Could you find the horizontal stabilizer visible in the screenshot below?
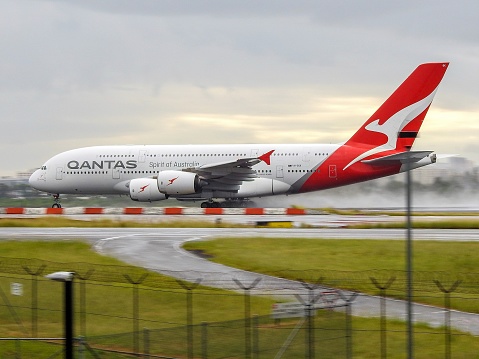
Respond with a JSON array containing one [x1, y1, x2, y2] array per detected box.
[[362, 151, 435, 166]]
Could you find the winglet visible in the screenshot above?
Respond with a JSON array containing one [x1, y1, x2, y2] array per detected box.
[[258, 150, 275, 165]]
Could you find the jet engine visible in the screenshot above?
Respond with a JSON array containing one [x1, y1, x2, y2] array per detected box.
[[157, 170, 202, 195], [129, 178, 168, 202]]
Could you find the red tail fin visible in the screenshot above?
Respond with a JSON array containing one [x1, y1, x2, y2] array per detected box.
[[299, 63, 449, 193], [346, 63, 448, 150]]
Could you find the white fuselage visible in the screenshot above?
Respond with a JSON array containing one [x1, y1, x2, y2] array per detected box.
[[29, 144, 340, 199]]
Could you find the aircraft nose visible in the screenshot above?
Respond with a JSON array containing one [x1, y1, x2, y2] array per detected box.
[[29, 170, 38, 187], [29, 169, 44, 190]]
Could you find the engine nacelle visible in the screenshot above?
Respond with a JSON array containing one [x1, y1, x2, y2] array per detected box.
[[129, 178, 168, 202], [157, 170, 201, 195]]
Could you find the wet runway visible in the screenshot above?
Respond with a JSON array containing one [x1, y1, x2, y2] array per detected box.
[[1, 227, 479, 334]]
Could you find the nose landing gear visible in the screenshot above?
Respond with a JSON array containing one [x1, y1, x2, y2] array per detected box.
[[52, 194, 62, 208]]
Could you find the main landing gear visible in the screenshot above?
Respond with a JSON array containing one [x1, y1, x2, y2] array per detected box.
[[200, 199, 257, 208], [200, 200, 221, 208], [51, 194, 62, 208]]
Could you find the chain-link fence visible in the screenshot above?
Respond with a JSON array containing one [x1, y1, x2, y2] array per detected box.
[[1, 257, 478, 358]]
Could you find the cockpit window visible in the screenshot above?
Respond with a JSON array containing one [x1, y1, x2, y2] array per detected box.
[[41, 166, 47, 170]]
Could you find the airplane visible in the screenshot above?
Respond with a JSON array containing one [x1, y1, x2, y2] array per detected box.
[[29, 62, 449, 208]]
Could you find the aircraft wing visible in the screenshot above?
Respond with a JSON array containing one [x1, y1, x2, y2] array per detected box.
[[362, 151, 435, 166], [183, 150, 274, 192]]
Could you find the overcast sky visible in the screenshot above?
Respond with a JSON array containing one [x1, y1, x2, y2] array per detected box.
[[1, 0, 478, 176]]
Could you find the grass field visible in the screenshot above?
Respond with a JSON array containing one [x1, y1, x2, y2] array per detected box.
[[1, 216, 479, 357], [0, 217, 247, 228], [2, 240, 479, 358], [0, 241, 272, 335], [1, 239, 479, 358], [183, 237, 479, 313], [1, 215, 478, 229]]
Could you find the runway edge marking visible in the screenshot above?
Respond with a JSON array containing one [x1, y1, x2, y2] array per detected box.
[[2, 207, 314, 215]]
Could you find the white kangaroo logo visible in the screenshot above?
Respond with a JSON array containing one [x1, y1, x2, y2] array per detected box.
[[343, 87, 438, 170]]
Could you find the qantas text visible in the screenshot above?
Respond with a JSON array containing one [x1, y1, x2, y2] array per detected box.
[[67, 160, 138, 170]]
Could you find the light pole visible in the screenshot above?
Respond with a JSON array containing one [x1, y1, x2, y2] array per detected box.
[[46, 271, 75, 359]]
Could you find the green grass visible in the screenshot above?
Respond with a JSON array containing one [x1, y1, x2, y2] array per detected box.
[[0, 241, 272, 336], [348, 219, 479, 229], [2, 240, 479, 357], [183, 237, 479, 313], [0, 217, 247, 228], [0, 240, 127, 263], [320, 207, 479, 217], [1, 216, 478, 230]]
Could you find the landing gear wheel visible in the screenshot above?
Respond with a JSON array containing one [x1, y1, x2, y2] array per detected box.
[[52, 194, 62, 208], [201, 201, 221, 208]]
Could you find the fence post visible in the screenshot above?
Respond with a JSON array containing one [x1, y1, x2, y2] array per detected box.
[[434, 279, 461, 359], [78, 336, 85, 359], [16, 338, 21, 358], [22, 264, 46, 337], [233, 278, 261, 359], [177, 279, 202, 359], [76, 269, 94, 339], [295, 279, 323, 359], [253, 314, 259, 359], [201, 322, 208, 359], [45, 271, 75, 359], [337, 291, 359, 359], [124, 273, 148, 355], [370, 276, 396, 359], [143, 327, 150, 358]]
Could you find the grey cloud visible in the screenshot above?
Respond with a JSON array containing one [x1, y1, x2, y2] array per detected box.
[[1, 0, 479, 175]]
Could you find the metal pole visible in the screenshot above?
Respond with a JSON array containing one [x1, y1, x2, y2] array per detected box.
[[187, 289, 193, 359], [406, 158, 413, 359], [144, 328, 150, 358], [434, 280, 461, 359], [445, 291, 451, 359], [370, 277, 396, 359], [134, 283, 139, 355], [337, 291, 359, 359], [308, 291, 314, 359], [233, 278, 261, 359], [23, 265, 45, 337], [346, 302, 352, 359], [124, 273, 148, 356], [76, 270, 94, 339], [45, 272, 76, 359], [32, 274, 37, 338], [201, 322, 208, 359], [80, 280, 86, 338], [296, 280, 323, 359], [177, 279, 201, 359], [65, 278, 74, 359], [253, 315, 259, 359]]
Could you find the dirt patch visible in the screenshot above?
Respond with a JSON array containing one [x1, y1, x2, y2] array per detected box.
[[187, 249, 214, 259]]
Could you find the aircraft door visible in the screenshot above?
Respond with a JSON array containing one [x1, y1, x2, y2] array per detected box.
[[251, 149, 259, 157], [112, 169, 120, 180], [56, 167, 63, 180], [139, 150, 147, 163], [329, 165, 337, 178], [302, 147, 311, 162], [276, 165, 284, 178]]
